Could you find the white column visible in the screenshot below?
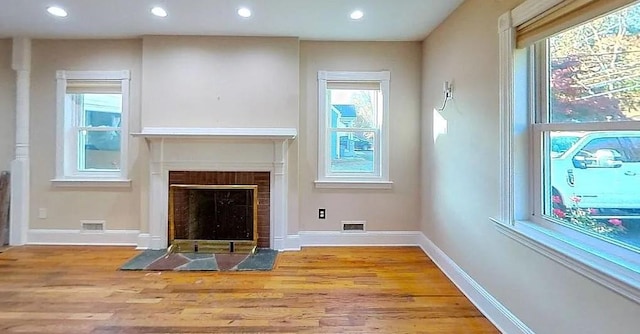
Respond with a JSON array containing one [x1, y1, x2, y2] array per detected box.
[[272, 140, 288, 250], [9, 38, 31, 245], [147, 139, 167, 249]]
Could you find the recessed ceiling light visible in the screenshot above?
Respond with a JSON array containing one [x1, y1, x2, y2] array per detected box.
[[46, 6, 68, 18], [237, 7, 252, 18], [350, 10, 364, 20], [151, 6, 168, 17]]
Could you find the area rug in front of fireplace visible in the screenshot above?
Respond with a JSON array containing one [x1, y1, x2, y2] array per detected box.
[[120, 248, 278, 271]]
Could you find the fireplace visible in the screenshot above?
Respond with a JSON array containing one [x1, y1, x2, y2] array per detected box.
[[133, 127, 296, 251], [168, 171, 270, 252]]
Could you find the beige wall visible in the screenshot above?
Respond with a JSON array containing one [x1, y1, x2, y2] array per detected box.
[[422, 0, 640, 333], [141, 36, 299, 128], [141, 36, 301, 237], [29, 39, 143, 230], [0, 39, 14, 172], [299, 41, 422, 231]]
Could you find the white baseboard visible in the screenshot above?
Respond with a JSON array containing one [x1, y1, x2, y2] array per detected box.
[[136, 233, 151, 249], [27, 229, 139, 246], [281, 234, 301, 251], [416, 233, 534, 334], [298, 230, 423, 247]]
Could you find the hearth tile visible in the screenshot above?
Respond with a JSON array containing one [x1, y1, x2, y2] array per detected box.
[[178, 258, 218, 271], [182, 253, 215, 260], [146, 253, 189, 271], [215, 253, 249, 271], [120, 250, 166, 270], [237, 249, 278, 271]]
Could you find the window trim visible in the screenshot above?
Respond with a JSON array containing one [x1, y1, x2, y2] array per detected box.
[[497, 0, 640, 304], [53, 70, 131, 186], [315, 70, 392, 189]]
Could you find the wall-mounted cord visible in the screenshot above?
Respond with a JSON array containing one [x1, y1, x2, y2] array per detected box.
[[435, 81, 453, 111]]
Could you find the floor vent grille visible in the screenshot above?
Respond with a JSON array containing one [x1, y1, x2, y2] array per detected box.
[[81, 221, 105, 232], [342, 221, 366, 232]]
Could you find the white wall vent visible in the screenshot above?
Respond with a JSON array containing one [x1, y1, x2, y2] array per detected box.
[[341, 221, 366, 233], [81, 220, 105, 232]]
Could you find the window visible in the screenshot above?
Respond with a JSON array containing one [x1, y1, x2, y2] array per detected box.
[[536, 2, 640, 251], [53, 70, 130, 186], [499, 0, 640, 302], [315, 71, 391, 188]]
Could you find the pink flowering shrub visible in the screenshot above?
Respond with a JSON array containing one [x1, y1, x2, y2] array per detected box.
[[552, 195, 626, 235]]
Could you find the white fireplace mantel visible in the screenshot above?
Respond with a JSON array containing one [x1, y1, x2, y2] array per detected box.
[[132, 127, 297, 140], [132, 127, 297, 251]]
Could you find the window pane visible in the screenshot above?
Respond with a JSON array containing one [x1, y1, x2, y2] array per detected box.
[[544, 130, 640, 249], [329, 131, 375, 174], [67, 93, 122, 127], [548, 2, 640, 123], [79, 130, 121, 171], [328, 89, 380, 129]]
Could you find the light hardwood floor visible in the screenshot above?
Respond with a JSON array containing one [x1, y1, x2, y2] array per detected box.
[[0, 246, 499, 333]]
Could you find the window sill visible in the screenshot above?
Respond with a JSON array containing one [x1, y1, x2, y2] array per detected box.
[[314, 180, 393, 189], [491, 218, 640, 304], [51, 178, 132, 188]]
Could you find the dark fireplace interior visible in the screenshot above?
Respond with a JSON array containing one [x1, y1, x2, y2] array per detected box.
[[168, 171, 271, 248], [172, 187, 255, 241]]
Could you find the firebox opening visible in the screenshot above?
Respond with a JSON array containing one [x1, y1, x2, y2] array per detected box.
[[169, 184, 258, 253]]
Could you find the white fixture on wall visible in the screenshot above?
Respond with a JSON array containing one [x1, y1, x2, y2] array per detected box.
[[435, 81, 453, 111]]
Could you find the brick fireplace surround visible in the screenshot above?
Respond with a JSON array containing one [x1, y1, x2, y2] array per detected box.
[[133, 127, 297, 251], [169, 171, 271, 248]]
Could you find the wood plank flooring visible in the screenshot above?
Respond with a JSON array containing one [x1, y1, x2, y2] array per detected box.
[[0, 246, 499, 333]]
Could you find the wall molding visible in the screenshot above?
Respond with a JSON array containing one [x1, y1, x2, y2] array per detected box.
[[28, 229, 139, 246], [417, 233, 534, 334], [281, 234, 301, 251], [136, 233, 151, 249], [297, 230, 423, 247]]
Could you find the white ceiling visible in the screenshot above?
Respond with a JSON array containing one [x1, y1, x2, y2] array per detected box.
[[0, 0, 464, 41]]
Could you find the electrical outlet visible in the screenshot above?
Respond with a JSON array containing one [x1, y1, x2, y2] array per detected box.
[[38, 208, 47, 219], [318, 208, 326, 219]]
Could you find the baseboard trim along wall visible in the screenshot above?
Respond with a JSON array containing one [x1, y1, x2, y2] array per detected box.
[[296, 230, 424, 247], [27, 229, 140, 246], [416, 233, 534, 334]]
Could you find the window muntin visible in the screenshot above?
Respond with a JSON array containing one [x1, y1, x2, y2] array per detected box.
[[55, 70, 130, 181], [535, 2, 640, 251], [316, 71, 390, 186]]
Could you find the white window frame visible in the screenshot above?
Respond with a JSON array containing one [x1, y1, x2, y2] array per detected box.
[[315, 70, 392, 189], [496, 0, 640, 303], [52, 70, 131, 187]]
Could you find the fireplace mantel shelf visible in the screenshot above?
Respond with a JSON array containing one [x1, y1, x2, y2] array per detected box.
[[131, 127, 297, 140]]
